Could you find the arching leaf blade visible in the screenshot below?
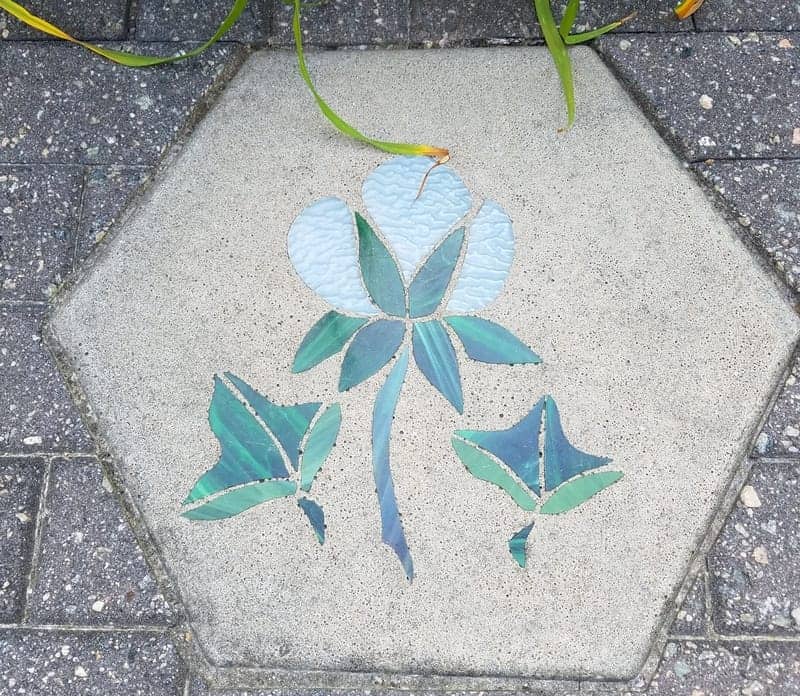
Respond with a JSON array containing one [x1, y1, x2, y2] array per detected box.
[[355, 213, 406, 317], [445, 316, 541, 365], [300, 404, 342, 491], [293, 311, 367, 374], [540, 470, 623, 515], [408, 228, 464, 318], [182, 479, 296, 521], [339, 319, 405, 391], [412, 320, 463, 413]]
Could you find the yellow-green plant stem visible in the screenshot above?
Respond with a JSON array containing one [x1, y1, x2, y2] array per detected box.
[[533, 0, 575, 129]]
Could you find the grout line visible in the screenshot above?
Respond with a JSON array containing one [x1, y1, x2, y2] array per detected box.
[[71, 166, 91, 273], [702, 563, 714, 637], [0, 452, 97, 459], [20, 458, 52, 623], [668, 633, 800, 644], [0, 623, 170, 634]]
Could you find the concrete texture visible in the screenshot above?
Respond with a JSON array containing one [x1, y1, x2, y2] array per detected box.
[[51, 47, 800, 686]]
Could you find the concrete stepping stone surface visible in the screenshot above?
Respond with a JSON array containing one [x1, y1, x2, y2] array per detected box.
[[49, 47, 799, 690]]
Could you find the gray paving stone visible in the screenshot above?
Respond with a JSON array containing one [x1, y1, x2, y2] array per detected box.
[[75, 167, 148, 267], [0, 629, 183, 695], [646, 640, 800, 694], [0, 306, 92, 454], [0, 42, 243, 165], [136, 0, 269, 43], [708, 461, 800, 635], [270, 0, 409, 46], [668, 573, 708, 637], [694, 159, 800, 295], [0, 165, 83, 302], [410, 0, 538, 45], [695, 0, 800, 32], [757, 352, 800, 458], [0, 457, 44, 623], [26, 457, 174, 627], [596, 32, 800, 160], [0, 0, 129, 41]]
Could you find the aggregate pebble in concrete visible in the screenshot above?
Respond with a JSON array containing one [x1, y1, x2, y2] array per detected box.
[[755, 352, 800, 457], [75, 167, 149, 267], [0, 0, 128, 40], [646, 640, 800, 694], [596, 32, 800, 160], [270, 0, 409, 46], [694, 160, 800, 295], [0, 457, 44, 623], [0, 630, 183, 695], [0, 165, 83, 302], [695, 0, 800, 32], [26, 457, 174, 627], [668, 573, 708, 637], [0, 42, 243, 165], [0, 306, 91, 453], [136, 0, 269, 43], [708, 461, 800, 635]]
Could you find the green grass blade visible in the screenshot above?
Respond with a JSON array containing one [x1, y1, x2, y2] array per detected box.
[[533, 0, 575, 129], [559, 0, 580, 37], [563, 12, 636, 45]]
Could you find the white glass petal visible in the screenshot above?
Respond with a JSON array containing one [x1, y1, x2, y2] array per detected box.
[[447, 200, 514, 313], [287, 197, 378, 315], [362, 156, 471, 282]]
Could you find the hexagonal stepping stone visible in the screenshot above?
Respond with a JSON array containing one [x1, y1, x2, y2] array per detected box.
[[50, 47, 799, 689]]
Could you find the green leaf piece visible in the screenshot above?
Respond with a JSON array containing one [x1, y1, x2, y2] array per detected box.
[[408, 228, 465, 318], [412, 320, 463, 413], [182, 479, 296, 521], [184, 376, 289, 504], [540, 470, 623, 515], [355, 212, 406, 317], [533, 0, 575, 129], [451, 437, 537, 511], [297, 497, 325, 544], [225, 372, 319, 470], [339, 319, 406, 391], [300, 404, 341, 491], [508, 522, 534, 568], [445, 316, 541, 365], [292, 311, 367, 374], [559, 0, 580, 36]]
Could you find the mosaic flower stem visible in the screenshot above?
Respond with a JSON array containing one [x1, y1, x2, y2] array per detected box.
[[372, 348, 414, 580]]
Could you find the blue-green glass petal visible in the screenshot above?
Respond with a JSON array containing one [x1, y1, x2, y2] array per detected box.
[[182, 479, 296, 521], [412, 320, 463, 413], [339, 319, 405, 391], [540, 470, 623, 514], [299, 404, 341, 491], [408, 228, 465, 318], [372, 348, 414, 579], [544, 396, 611, 491], [297, 497, 326, 544], [444, 316, 541, 365], [355, 212, 406, 317], [225, 372, 319, 471], [508, 522, 534, 568], [184, 377, 289, 504], [456, 397, 545, 496], [292, 311, 368, 374]]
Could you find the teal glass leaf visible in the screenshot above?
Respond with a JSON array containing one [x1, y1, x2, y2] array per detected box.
[[451, 437, 537, 511], [339, 319, 406, 391], [544, 396, 611, 490], [183, 376, 290, 504], [540, 470, 623, 514], [372, 348, 414, 579], [355, 212, 406, 317], [292, 311, 367, 374], [225, 372, 319, 470], [444, 316, 541, 365], [412, 320, 463, 413], [182, 479, 296, 521], [297, 497, 326, 544], [508, 522, 534, 568], [408, 228, 465, 318], [300, 403, 341, 491], [455, 397, 544, 496]]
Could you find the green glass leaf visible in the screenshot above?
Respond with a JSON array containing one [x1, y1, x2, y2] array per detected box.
[[339, 319, 405, 391], [297, 497, 325, 544], [412, 320, 463, 413], [225, 372, 319, 470], [445, 316, 541, 365], [182, 479, 296, 521], [184, 376, 289, 504], [355, 212, 406, 317], [540, 470, 623, 515], [508, 522, 534, 568], [300, 403, 341, 491], [408, 228, 464, 318], [292, 311, 367, 374], [451, 437, 537, 511]]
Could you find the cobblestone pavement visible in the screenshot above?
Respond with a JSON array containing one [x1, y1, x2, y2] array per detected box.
[[1, 1, 799, 694]]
